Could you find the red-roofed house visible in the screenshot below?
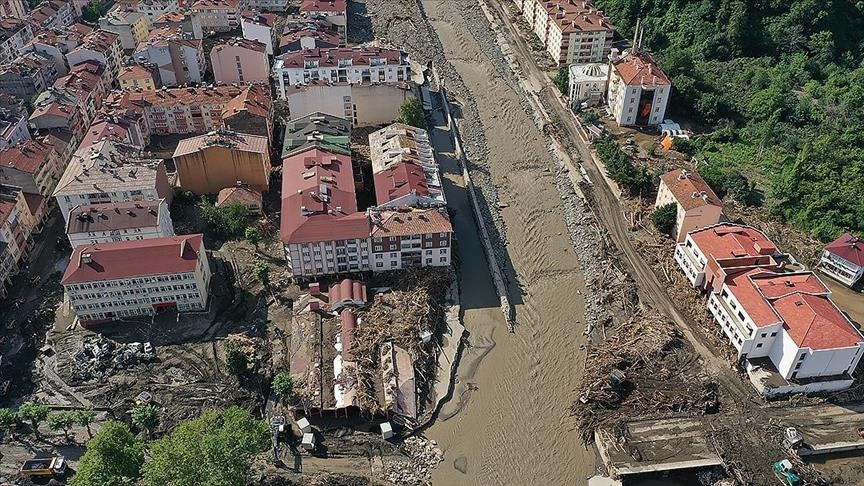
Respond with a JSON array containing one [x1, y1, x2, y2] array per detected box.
[[369, 207, 452, 270], [65, 30, 123, 85], [299, 0, 346, 41], [0, 139, 63, 199], [530, 0, 614, 65], [607, 50, 671, 126], [241, 10, 276, 54], [369, 123, 445, 209], [61, 234, 211, 325], [675, 223, 786, 291], [656, 168, 723, 242], [707, 269, 864, 394], [327, 278, 367, 311], [216, 184, 262, 215], [820, 233, 864, 287]]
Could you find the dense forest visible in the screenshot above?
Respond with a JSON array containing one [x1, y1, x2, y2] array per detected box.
[[593, 0, 864, 241]]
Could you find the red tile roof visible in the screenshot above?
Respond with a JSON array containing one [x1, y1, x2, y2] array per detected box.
[[660, 168, 722, 210], [825, 233, 864, 267], [690, 224, 777, 260], [370, 208, 452, 238], [212, 37, 267, 54], [217, 185, 261, 208], [221, 82, 272, 120], [191, 0, 241, 10], [280, 146, 366, 244], [118, 65, 153, 81], [79, 120, 130, 147], [544, 0, 614, 34], [0, 139, 54, 174], [328, 278, 367, 311], [612, 52, 670, 86], [23, 192, 44, 219], [61, 234, 204, 284], [775, 293, 864, 350], [76, 29, 120, 53], [300, 0, 346, 13], [0, 198, 15, 224], [241, 10, 275, 27], [374, 161, 429, 205], [278, 46, 407, 69]]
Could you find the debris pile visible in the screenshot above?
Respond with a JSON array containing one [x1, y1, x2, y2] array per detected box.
[[71, 336, 155, 382], [571, 312, 718, 442], [381, 436, 444, 485]]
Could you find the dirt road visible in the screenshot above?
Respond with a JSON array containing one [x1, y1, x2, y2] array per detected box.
[[417, 2, 596, 484]]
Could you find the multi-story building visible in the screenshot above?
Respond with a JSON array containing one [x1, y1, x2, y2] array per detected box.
[[0, 139, 64, 200], [118, 64, 158, 90], [247, 0, 288, 12], [607, 50, 671, 127], [0, 18, 35, 66], [567, 62, 607, 105], [281, 80, 413, 127], [0, 106, 30, 149], [24, 32, 72, 78], [53, 140, 174, 223], [0, 185, 35, 280], [819, 233, 863, 287], [0, 51, 60, 100], [675, 224, 784, 292], [241, 11, 275, 55], [533, 0, 614, 65], [80, 116, 150, 149], [152, 10, 204, 40], [281, 112, 350, 157], [190, 0, 248, 32], [369, 123, 445, 209], [66, 199, 174, 247], [61, 234, 211, 325], [210, 38, 269, 84], [274, 46, 411, 98], [655, 168, 723, 243], [99, 6, 152, 50], [29, 87, 88, 143], [65, 30, 123, 85], [172, 129, 270, 194], [299, 0, 346, 41], [120, 0, 179, 25], [53, 66, 107, 122], [116, 83, 271, 137], [134, 27, 206, 86], [279, 24, 340, 55], [0, 0, 26, 18], [27, 0, 76, 31], [368, 208, 452, 270]]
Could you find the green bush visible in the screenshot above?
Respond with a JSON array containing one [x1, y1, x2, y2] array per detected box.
[[272, 372, 294, 404], [594, 135, 654, 196], [553, 67, 569, 94], [199, 198, 250, 238], [70, 421, 144, 486], [225, 344, 249, 377], [651, 203, 678, 236], [396, 97, 426, 129]]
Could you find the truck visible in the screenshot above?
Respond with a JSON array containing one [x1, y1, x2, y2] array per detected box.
[[19, 456, 67, 478]]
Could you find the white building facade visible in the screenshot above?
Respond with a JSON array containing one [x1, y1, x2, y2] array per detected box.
[[66, 199, 174, 247], [608, 51, 671, 127]]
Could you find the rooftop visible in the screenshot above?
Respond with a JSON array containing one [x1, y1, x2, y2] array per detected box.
[[74, 29, 120, 54], [277, 46, 408, 69], [544, 0, 614, 34], [30, 88, 81, 122], [216, 185, 261, 208], [612, 51, 671, 87], [369, 123, 444, 206], [825, 233, 864, 267], [211, 37, 267, 54], [137, 26, 202, 50], [689, 224, 778, 260], [369, 208, 452, 238], [173, 129, 269, 157], [117, 84, 259, 110], [66, 199, 164, 234], [118, 65, 154, 81], [61, 234, 204, 284], [299, 0, 346, 13], [660, 168, 722, 210], [191, 0, 242, 10], [282, 112, 351, 157], [53, 140, 165, 197], [0, 139, 54, 174], [241, 10, 276, 27]]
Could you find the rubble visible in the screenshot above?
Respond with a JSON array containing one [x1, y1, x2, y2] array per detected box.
[[71, 335, 155, 382], [381, 436, 444, 485]]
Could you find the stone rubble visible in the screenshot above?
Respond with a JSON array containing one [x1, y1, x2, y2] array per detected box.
[[381, 436, 444, 485], [71, 335, 155, 382]]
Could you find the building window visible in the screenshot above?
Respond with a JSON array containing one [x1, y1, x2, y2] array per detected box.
[[376, 262, 383, 268], [440, 257, 447, 262], [770, 332, 777, 337], [760, 333, 767, 338], [756, 343, 763, 348], [799, 353, 807, 361], [795, 362, 802, 370]]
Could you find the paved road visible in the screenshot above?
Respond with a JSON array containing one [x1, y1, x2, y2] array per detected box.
[[482, 0, 752, 400]]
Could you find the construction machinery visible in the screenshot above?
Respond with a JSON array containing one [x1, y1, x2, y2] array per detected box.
[[19, 456, 67, 478], [772, 459, 802, 486]]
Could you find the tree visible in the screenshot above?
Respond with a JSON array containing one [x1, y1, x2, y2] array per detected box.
[[225, 344, 249, 377], [199, 198, 250, 238], [396, 97, 426, 129], [245, 226, 260, 250], [0, 408, 18, 439], [253, 260, 270, 287], [47, 411, 76, 440], [74, 408, 97, 438], [271, 372, 294, 405], [553, 66, 569, 94], [143, 407, 270, 486], [81, 0, 107, 23], [131, 404, 160, 438], [651, 203, 678, 237], [580, 111, 600, 125], [18, 402, 49, 436], [70, 421, 144, 486]]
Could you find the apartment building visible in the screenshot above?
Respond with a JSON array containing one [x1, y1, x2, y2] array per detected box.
[[274, 46, 411, 97], [299, 0, 346, 41], [53, 140, 174, 223], [0, 0, 26, 18], [172, 129, 271, 194], [819, 233, 864, 287], [282, 81, 413, 127], [28, 0, 76, 31], [0, 107, 30, 149], [54, 67, 107, 122], [119, 0, 180, 25], [0, 52, 60, 100], [62, 234, 211, 325], [118, 65, 158, 90], [568, 62, 607, 105], [369, 123, 445, 209], [190, 0, 248, 33], [29, 87, 88, 143], [66, 199, 174, 247], [0, 18, 35, 66], [25, 32, 72, 78], [241, 11, 275, 55], [537, 1, 614, 65], [152, 11, 204, 40], [675, 224, 784, 292], [248, 0, 289, 12], [210, 38, 269, 84], [65, 30, 123, 85], [655, 168, 723, 242], [80, 116, 150, 149], [0, 139, 64, 199], [607, 50, 671, 127], [279, 24, 340, 55], [368, 208, 452, 270], [0, 185, 35, 297], [282, 112, 350, 157], [116, 84, 271, 136], [134, 27, 206, 86], [99, 7, 152, 50]]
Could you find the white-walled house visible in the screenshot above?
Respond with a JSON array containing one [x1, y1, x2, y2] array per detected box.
[[607, 50, 670, 127], [819, 233, 863, 287], [568, 63, 607, 106], [656, 168, 723, 242], [61, 234, 211, 325], [241, 11, 275, 55], [65, 199, 174, 247]]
